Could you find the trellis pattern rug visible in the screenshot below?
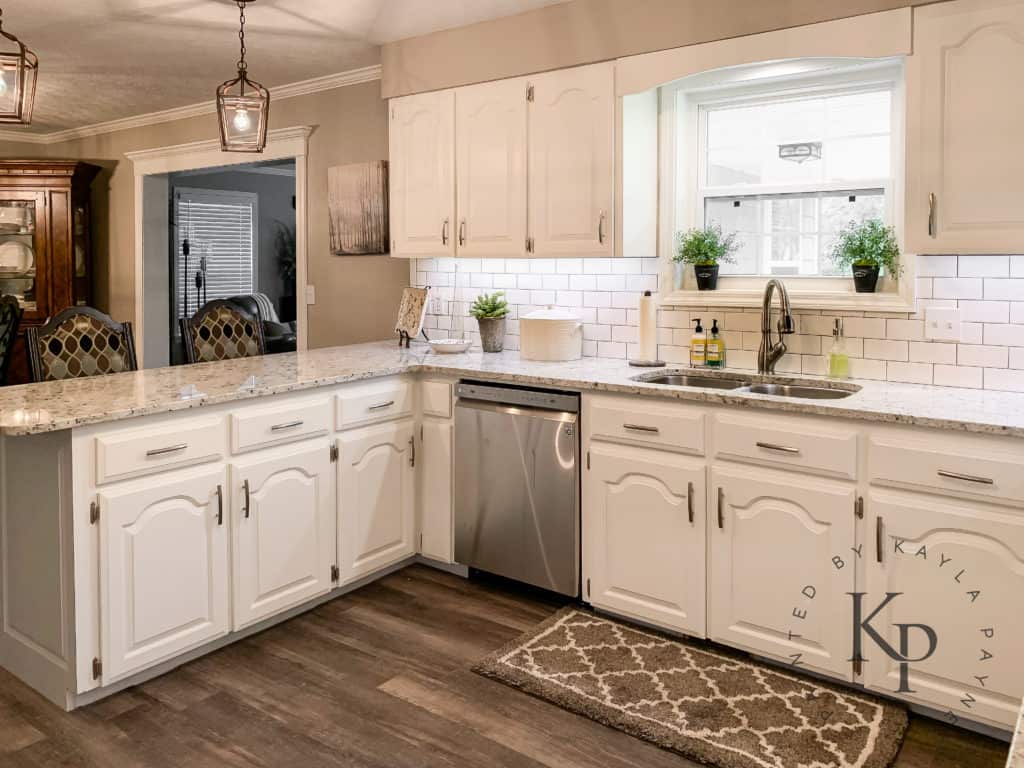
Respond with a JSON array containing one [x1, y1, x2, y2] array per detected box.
[[475, 608, 908, 768]]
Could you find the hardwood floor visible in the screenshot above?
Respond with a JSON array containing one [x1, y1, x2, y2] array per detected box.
[[0, 565, 1011, 767]]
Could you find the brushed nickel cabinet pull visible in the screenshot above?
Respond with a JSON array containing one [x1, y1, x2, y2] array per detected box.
[[717, 488, 725, 530], [458, 220, 466, 247], [409, 437, 416, 468], [146, 443, 187, 458], [876, 516, 884, 563], [442, 218, 449, 246], [598, 210, 606, 244], [755, 441, 800, 455], [623, 423, 659, 434], [687, 481, 694, 524], [368, 400, 395, 411], [270, 420, 304, 431], [928, 193, 937, 238], [243, 479, 251, 519], [215, 485, 224, 526], [938, 469, 994, 485], [855, 496, 864, 520]]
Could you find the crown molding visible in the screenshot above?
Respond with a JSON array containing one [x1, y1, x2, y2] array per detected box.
[[0, 64, 381, 146], [125, 125, 313, 165]]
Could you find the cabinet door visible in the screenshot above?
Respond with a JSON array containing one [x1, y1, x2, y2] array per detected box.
[[419, 418, 453, 563], [864, 490, 1024, 728], [98, 467, 230, 683], [585, 443, 706, 636], [528, 62, 614, 257], [710, 465, 856, 679], [455, 79, 528, 257], [230, 441, 335, 630], [389, 91, 456, 257], [337, 420, 416, 583], [907, 0, 1024, 253], [0, 191, 47, 324]]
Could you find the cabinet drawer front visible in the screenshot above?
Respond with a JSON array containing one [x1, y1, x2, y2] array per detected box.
[[869, 432, 1024, 506], [231, 397, 330, 453], [95, 418, 225, 485], [712, 412, 857, 480], [421, 379, 452, 418], [586, 395, 705, 455], [335, 378, 414, 430]]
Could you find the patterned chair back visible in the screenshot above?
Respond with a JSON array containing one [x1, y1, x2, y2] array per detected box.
[[0, 295, 22, 386], [26, 307, 138, 383], [180, 299, 266, 364]]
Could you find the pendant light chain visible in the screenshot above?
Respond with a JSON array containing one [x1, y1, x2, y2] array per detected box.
[[236, 1, 247, 73]]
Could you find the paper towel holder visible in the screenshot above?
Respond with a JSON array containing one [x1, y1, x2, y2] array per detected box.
[[629, 290, 665, 368]]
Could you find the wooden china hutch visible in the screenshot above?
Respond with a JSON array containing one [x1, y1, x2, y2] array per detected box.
[[0, 161, 99, 384]]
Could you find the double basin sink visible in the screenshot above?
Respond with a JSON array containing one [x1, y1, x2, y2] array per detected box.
[[632, 371, 859, 400]]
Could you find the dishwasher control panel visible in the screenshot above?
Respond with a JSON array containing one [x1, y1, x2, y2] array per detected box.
[[456, 381, 579, 413]]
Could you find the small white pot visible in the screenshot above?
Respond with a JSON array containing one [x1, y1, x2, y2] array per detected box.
[[520, 305, 583, 361]]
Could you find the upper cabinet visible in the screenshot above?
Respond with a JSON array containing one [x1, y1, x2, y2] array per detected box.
[[906, 0, 1024, 254], [389, 62, 615, 258], [389, 90, 456, 257]]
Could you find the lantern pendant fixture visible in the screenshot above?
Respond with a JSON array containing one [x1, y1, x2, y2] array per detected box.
[[0, 7, 38, 125], [216, 0, 269, 152]]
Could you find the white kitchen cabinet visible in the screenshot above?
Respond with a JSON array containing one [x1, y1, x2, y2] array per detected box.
[[455, 78, 528, 257], [418, 419, 454, 563], [906, 0, 1024, 253], [528, 62, 615, 257], [337, 420, 416, 584], [585, 443, 706, 636], [230, 441, 336, 630], [864, 489, 1024, 728], [97, 466, 230, 683], [709, 464, 856, 680], [389, 90, 456, 257]]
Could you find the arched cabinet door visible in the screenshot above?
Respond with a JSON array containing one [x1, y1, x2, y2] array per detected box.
[[98, 466, 230, 684], [865, 489, 1024, 729], [709, 464, 856, 680], [584, 443, 706, 636]]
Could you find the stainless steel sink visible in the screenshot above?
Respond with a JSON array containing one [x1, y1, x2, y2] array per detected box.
[[736, 383, 856, 399], [636, 373, 751, 390]]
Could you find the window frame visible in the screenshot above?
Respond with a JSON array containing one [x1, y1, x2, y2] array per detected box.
[[659, 61, 914, 310]]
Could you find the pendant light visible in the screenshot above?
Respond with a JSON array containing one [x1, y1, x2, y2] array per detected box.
[[216, 0, 269, 152], [0, 7, 38, 125]]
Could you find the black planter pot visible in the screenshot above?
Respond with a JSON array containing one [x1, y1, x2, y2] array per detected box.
[[694, 264, 720, 291], [852, 264, 880, 293]]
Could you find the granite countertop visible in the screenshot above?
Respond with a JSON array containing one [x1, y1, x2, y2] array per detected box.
[[1011, 703, 1024, 768], [2, 340, 1024, 438]]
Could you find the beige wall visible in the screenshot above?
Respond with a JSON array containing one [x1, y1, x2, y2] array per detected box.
[[382, 0, 941, 97], [0, 80, 407, 351]]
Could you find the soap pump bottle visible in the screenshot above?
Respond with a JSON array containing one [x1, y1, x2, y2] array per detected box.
[[706, 319, 725, 368], [690, 318, 707, 368], [828, 318, 850, 379]]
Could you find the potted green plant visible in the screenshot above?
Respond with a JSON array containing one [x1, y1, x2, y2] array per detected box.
[[829, 219, 902, 293], [674, 225, 739, 290], [469, 291, 510, 352]]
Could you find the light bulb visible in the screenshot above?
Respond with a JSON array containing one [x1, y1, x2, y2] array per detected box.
[[0, 73, 8, 97], [232, 107, 252, 133]]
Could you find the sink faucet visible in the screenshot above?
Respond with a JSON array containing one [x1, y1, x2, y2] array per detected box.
[[758, 279, 795, 374]]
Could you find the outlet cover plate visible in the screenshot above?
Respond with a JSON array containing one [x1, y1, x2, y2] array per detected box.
[[924, 305, 961, 342]]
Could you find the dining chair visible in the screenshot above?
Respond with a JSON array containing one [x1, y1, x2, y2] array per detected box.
[[180, 298, 266, 364], [26, 306, 138, 382], [0, 294, 23, 386]]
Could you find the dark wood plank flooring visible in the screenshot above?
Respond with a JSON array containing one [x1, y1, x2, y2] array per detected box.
[[0, 565, 1010, 767]]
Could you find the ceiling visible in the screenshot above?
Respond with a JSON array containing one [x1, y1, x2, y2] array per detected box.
[[0, 0, 568, 135]]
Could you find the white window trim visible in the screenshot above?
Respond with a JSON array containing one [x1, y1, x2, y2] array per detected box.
[[658, 62, 915, 311]]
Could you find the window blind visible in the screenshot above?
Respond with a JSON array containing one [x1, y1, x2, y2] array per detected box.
[[174, 188, 258, 321]]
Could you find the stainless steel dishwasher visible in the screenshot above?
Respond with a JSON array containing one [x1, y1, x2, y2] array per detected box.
[[454, 381, 580, 597]]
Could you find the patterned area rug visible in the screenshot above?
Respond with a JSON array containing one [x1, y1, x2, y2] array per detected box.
[[475, 608, 908, 768]]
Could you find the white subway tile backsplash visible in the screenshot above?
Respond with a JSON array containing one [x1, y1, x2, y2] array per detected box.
[[595, 275, 627, 291], [984, 278, 1024, 300], [1011, 256, 1024, 278], [542, 274, 569, 291], [957, 255, 1010, 278], [984, 368, 1024, 391], [984, 324, 1024, 347], [933, 278, 984, 300], [864, 339, 909, 361], [570, 274, 597, 292], [597, 308, 627, 325], [1010, 348, 1024, 370], [886, 319, 925, 341], [957, 344, 1008, 368], [909, 341, 957, 364], [958, 300, 1010, 323], [917, 255, 958, 277], [934, 365, 983, 389], [887, 361, 934, 385]]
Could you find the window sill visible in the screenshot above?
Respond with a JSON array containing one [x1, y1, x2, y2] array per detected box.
[[660, 287, 915, 312]]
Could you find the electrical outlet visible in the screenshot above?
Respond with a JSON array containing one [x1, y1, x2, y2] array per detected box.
[[305, 284, 316, 305], [430, 296, 444, 315], [923, 306, 961, 342]]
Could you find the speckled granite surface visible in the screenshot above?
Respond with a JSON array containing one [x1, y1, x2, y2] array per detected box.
[[1011, 703, 1024, 767], [2, 340, 1024, 437]]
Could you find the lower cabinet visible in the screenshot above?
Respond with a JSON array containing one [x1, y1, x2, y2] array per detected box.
[[709, 464, 856, 680], [864, 490, 1024, 728], [585, 443, 706, 636], [230, 441, 336, 630], [419, 418, 454, 563], [97, 466, 230, 683], [337, 419, 416, 584]]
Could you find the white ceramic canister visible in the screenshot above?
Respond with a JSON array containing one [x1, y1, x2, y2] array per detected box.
[[520, 305, 583, 361]]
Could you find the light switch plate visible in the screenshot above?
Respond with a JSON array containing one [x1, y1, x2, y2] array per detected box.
[[924, 306, 961, 342], [305, 284, 316, 305]]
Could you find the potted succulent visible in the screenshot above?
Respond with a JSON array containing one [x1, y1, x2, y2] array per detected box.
[[469, 291, 510, 352], [829, 218, 902, 293], [674, 225, 739, 290]]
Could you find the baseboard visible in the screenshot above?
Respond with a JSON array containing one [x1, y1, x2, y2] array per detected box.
[[415, 555, 469, 577]]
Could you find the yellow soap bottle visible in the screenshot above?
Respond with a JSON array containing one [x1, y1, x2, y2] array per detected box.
[[828, 318, 850, 379], [706, 319, 725, 368], [690, 319, 706, 367]]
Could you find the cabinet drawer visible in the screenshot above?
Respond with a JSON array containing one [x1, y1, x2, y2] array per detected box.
[[95, 417, 225, 485], [335, 378, 414, 430], [231, 397, 330, 453], [712, 412, 857, 480], [421, 379, 452, 418], [869, 431, 1024, 506], [586, 395, 704, 455]]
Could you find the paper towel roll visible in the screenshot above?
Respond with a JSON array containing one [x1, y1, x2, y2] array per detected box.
[[637, 291, 658, 361]]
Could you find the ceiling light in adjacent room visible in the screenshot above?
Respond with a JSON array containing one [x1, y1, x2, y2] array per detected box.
[[0, 7, 38, 125], [216, 0, 269, 152]]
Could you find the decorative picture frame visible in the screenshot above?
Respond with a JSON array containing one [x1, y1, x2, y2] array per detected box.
[[327, 160, 389, 255]]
